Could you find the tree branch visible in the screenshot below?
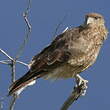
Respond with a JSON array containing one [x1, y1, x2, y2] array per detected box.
[[8, 60, 17, 110], [16, 60, 29, 67], [0, 0, 32, 109], [0, 49, 13, 61], [60, 82, 88, 110], [0, 60, 9, 65], [15, 0, 32, 60], [9, 95, 17, 110], [0, 49, 29, 110], [0, 48, 17, 110], [8, 0, 32, 110], [0, 60, 28, 68]]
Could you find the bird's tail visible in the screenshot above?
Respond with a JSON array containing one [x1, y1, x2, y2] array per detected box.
[[8, 70, 41, 96]]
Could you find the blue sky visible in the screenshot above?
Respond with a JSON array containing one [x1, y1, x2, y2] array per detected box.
[[0, 0, 110, 110]]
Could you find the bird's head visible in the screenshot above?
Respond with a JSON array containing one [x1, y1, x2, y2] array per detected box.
[[85, 13, 105, 26]]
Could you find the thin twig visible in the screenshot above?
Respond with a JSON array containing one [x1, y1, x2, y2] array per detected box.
[[8, 1, 32, 109], [8, 60, 17, 110], [0, 51, 28, 110], [0, 1, 32, 110], [0, 61, 9, 65], [0, 50, 28, 110], [9, 95, 17, 110], [23, 11, 31, 31], [0, 49, 13, 60], [60, 83, 87, 110], [15, 0, 32, 60], [52, 14, 68, 40], [0, 60, 28, 67], [10, 61, 16, 83], [16, 60, 29, 67]]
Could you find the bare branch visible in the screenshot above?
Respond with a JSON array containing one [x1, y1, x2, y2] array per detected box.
[[52, 14, 68, 40], [8, 60, 16, 110], [23, 0, 32, 32], [15, 0, 32, 60], [8, 1, 32, 109], [0, 49, 13, 61], [9, 95, 17, 110], [16, 60, 29, 67], [0, 49, 21, 110], [23, 13, 31, 31], [10, 61, 16, 83], [60, 82, 87, 110], [0, 50, 28, 110], [0, 60, 28, 68], [0, 60, 9, 65], [0, 1, 32, 110]]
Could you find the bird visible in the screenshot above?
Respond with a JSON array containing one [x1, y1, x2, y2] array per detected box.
[[9, 12, 108, 96]]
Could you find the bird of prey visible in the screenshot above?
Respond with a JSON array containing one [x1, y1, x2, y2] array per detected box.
[[9, 13, 108, 96]]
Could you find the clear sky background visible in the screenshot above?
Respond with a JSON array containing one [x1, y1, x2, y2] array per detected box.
[[0, 0, 110, 110]]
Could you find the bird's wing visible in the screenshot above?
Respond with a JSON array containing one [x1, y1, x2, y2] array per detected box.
[[29, 33, 71, 76], [29, 27, 83, 76]]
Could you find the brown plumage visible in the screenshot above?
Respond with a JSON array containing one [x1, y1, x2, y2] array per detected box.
[[9, 13, 108, 96]]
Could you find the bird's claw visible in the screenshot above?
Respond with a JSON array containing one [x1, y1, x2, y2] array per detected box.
[[75, 74, 88, 96]]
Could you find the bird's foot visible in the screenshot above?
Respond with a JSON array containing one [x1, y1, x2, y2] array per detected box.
[[74, 74, 88, 96]]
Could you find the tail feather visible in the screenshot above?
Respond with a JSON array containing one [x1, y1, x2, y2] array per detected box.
[[8, 71, 39, 96]]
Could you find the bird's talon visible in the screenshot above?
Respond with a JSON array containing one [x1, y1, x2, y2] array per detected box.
[[81, 90, 87, 96], [75, 74, 88, 96]]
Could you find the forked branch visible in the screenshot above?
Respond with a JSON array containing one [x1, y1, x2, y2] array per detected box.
[[0, 0, 32, 110]]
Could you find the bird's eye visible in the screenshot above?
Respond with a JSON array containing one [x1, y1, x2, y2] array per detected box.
[[94, 17, 98, 20]]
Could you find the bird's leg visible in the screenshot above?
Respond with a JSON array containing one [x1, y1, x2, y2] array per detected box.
[[74, 74, 88, 96]]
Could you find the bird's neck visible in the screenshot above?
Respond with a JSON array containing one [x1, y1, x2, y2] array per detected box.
[[84, 23, 108, 42]]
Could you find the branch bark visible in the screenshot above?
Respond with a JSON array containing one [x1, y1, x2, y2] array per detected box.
[[9, 61, 17, 110], [15, 0, 32, 60], [0, 60, 28, 67], [0, 0, 32, 110], [60, 82, 88, 110], [0, 49, 13, 60]]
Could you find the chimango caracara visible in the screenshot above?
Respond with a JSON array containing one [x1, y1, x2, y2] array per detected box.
[[9, 13, 108, 96]]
